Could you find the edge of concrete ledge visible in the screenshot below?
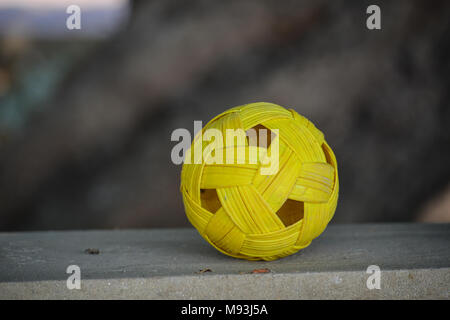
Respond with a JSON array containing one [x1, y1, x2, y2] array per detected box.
[[1, 267, 448, 300]]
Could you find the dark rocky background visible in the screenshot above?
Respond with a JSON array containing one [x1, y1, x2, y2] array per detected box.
[[0, 0, 449, 231]]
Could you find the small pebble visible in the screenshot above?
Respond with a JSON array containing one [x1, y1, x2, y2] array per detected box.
[[84, 248, 100, 255]]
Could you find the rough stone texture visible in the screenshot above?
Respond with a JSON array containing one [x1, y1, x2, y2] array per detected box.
[[0, 223, 449, 299]]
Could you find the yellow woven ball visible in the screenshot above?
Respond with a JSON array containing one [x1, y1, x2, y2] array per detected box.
[[181, 102, 339, 261]]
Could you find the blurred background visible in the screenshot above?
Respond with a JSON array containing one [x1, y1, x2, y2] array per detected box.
[[0, 0, 449, 231]]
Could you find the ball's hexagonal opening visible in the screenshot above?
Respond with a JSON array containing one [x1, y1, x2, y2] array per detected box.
[[200, 189, 221, 214], [246, 124, 276, 149], [276, 199, 304, 227]]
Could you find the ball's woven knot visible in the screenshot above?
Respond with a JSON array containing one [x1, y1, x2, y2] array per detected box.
[[181, 102, 339, 261]]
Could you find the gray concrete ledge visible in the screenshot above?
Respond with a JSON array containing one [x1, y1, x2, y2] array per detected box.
[[0, 223, 449, 299]]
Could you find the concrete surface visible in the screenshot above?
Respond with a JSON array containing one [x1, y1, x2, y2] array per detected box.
[[0, 223, 449, 299]]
